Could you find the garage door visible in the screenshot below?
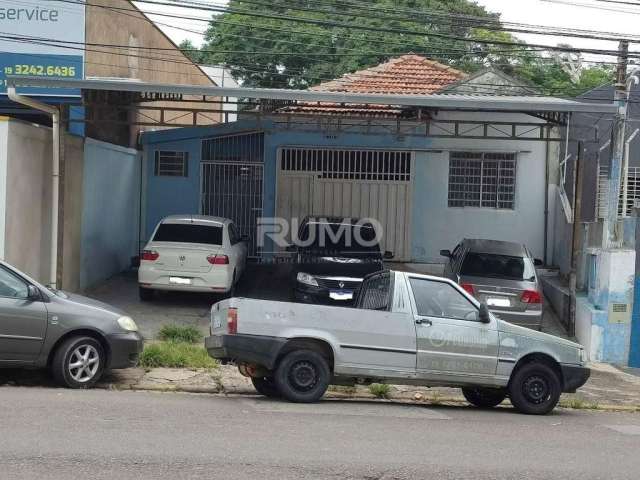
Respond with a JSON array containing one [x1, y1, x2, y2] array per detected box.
[[276, 147, 413, 261]]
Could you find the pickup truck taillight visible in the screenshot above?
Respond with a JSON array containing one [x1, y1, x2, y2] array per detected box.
[[227, 308, 238, 334], [521, 290, 542, 304], [207, 254, 229, 265], [141, 250, 159, 261]]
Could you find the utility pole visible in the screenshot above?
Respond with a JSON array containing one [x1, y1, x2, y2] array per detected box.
[[569, 142, 584, 338], [605, 40, 630, 248]]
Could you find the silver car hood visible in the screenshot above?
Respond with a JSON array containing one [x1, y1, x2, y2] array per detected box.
[[52, 291, 126, 318], [497, 319, 582, 350]]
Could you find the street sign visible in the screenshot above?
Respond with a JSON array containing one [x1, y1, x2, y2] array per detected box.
[[0, 1, 85, 97]]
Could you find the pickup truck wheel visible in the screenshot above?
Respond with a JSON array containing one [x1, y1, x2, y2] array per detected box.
[[274, 350, 330, 403], [508, 362, 561, 415], [51, 336, 106, 389], [251, 376, 280, 398], [462, 387, 507, 408]]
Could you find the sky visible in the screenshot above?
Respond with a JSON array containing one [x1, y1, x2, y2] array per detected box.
[[135, 0, 640, 62]]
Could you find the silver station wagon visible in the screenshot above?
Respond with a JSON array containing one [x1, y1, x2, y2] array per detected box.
[[441, 239, 544, 330]]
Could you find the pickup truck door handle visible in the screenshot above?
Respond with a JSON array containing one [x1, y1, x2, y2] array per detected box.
[[415, 318, 433, 326]]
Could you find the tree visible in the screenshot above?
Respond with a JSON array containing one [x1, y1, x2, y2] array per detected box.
[[200, 0, 499, 88], [198, 0, 614, 96], [179, 39, 203, 64]]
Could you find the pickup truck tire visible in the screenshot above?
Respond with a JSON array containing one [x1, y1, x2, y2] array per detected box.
[[274, 350, 331, 403], [51, 336, 106, 389], [251, 376, 280, 398], [462, 387, 507, 408], [508, 362, 561, 415]]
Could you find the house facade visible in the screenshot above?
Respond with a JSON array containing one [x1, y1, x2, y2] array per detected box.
[[141, 56, 561, 271]]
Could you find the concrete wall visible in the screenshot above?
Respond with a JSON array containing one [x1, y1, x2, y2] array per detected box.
[[80, 139, 140, 290], [0, 118, 7, 259], [142, 113, 551, 263], [1, 119, 83, 289]]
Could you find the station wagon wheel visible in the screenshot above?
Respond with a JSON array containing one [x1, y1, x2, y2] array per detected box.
[[274, 349, 330, 403], [462, 387, 507, 409], [508, 362, 561, 415], [51, 336, 106, 389]]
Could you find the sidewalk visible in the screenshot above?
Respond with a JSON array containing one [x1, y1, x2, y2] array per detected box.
[[92, 361, 640, 411]]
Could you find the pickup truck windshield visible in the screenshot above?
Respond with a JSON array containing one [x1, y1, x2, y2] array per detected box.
[[153, 224, 223, 245], [357, 271, 391, 310], [460, 253, 535, 281], [298, 223, 381, 254]]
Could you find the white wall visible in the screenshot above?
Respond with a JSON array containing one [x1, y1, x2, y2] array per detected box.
[[0, 118, 8, 260], [411, 112, 549, 262]]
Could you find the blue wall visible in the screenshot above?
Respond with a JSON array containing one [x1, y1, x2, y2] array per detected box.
[[80, 139, 140, 289], [141, 117, 549, 263]]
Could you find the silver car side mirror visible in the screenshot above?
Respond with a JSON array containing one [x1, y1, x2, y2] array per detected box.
[[27, 285, 41, 301], [478, 303, 491, 324]]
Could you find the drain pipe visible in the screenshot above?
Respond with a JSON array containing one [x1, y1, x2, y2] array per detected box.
[[7, 86, 61, 289]]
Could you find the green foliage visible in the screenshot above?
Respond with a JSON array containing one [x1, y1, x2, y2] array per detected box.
[[158, 325, 203, 343], [369, 383, 391, 399], [179, 39, 204, 64], [140, 342, 218, 369], [200, 0, 498, 88], [190, 0, 614, 97]]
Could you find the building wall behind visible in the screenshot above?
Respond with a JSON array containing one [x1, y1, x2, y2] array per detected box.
[[80, 138, 140, 290], [0, 118, 8, 259], [3, 119, 83, 288]]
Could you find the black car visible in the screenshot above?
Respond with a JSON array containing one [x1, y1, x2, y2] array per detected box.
[[289, 216, 392, 304]]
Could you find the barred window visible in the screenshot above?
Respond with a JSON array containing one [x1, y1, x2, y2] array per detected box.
[[448, 152, 516, 209], [357, 271, 391, 311], [155, 151, 189, 177]]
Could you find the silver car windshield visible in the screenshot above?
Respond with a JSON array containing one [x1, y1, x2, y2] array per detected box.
[[460, 253, 536, 281]]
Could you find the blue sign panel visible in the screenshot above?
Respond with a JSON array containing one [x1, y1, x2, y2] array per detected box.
[[1, 53, 84, 97]]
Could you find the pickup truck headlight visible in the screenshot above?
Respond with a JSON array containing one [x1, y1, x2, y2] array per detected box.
[[117, 316, 139, 332], [297, 272, 318, 287]]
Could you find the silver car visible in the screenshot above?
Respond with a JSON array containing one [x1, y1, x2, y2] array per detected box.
[[0, 261, 143, 388], [441, 239, 544, 330]]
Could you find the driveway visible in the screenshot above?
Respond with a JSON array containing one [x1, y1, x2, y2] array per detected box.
[[87, 263, 570, 341]]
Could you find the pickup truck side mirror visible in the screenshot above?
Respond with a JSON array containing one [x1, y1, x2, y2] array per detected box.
[[27, 285, 41, 302], [534, 258, 544, 267], [440, 249, 452, 258], [383, 251, 394, 260], [478, 303, 491, 324]]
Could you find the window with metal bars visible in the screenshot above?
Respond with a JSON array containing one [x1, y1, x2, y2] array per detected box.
[[448, 152, 517, 209], [154, 151, 189, 177], [280, 148, 411, 182], [356, 271, 392, 311]]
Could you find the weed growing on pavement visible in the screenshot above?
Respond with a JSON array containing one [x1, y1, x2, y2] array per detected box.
[[158, 325, 203, 343], [369, 383, 391, 399], [429, 391, 443, 405], [140, 342, 217, 369], [559, 398, 600, 410]]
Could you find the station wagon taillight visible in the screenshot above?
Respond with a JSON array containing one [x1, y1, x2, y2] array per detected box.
[[207, 254, 229, 265], [460, 283, 475, 296], [141, 250, 159, 261], [227, 308, 238, 334], [521, 290, 542, 304]]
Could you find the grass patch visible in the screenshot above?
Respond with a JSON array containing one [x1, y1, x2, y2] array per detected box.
[[429, 391, 443, 406], [139, 342, 217, 369], [158, 325, 202, 344], [560, 398, 600, 410], [369, 383, 391, 399]]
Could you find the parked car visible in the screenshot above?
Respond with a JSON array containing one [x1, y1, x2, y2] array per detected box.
[[139, 215, 248, 300], [205, 270, 589, 415], [290, 216, 392, 304], [440, 239, 544, 331], [0, 260, 142, 388]]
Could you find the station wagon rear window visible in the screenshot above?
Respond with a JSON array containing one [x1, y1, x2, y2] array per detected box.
[[460, 253, 535, 281], [153, 224, 223, 245]]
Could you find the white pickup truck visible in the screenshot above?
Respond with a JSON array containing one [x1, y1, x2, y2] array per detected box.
[[205, 270, 590, 415]]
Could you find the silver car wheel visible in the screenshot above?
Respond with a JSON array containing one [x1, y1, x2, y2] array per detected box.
[[68, 345, 100, 383]]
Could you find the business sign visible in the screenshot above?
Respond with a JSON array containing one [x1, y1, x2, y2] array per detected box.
[[0, 1, 85, 97]]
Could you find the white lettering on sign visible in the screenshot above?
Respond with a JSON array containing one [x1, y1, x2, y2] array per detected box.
[[0, 8, 60, 22]]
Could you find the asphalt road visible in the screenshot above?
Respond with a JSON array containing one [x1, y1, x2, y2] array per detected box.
[[1, 388, 639, 480]]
